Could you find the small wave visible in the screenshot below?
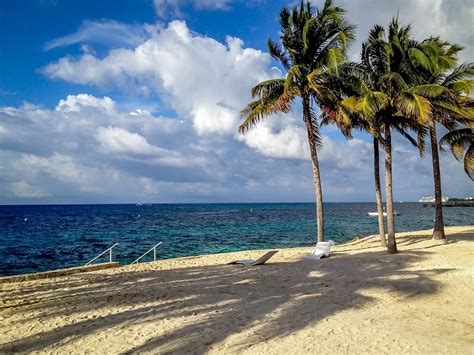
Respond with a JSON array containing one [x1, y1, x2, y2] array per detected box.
[[37, 250, 56, 260], [183, 210, 241, 216]]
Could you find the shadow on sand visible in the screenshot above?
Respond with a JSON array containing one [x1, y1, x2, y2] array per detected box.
[[1, 231, 471, 353]]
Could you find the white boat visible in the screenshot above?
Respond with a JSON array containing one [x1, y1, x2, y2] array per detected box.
[[368, 211, 400, 217]]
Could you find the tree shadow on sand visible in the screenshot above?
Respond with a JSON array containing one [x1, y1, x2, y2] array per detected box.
[[1, 232, 470, 353]]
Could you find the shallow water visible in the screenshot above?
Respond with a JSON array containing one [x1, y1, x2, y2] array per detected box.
[[0, 203, 472, 276]]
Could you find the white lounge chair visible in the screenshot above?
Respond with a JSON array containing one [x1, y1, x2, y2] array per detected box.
[[305, 240, 335, 260], [228, 250, 278, 266]]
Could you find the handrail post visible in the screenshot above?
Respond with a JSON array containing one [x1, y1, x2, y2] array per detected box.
[[84, 242, 119, 266], [131, 241, 162, 265]]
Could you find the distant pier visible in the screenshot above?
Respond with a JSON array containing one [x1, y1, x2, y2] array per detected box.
[[422, 200, 474, 207]]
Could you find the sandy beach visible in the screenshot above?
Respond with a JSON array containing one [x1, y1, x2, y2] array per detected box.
[[1, 226, 473, 354]]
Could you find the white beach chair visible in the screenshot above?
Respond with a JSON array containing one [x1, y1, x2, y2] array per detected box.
[[305, 240, 335, 260], [228, 250, 278, 266]]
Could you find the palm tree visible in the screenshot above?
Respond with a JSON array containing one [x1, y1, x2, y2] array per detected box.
[[409, 39, 474, 239], [239, 1, 355, 242], [313, 71, 387, 247], [315, 68, 425, 249], [315, 20, 432, 253], [358, 21, 439, 253]]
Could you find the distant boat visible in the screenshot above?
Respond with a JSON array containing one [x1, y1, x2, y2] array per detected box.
[[368, 211, 400, 217]]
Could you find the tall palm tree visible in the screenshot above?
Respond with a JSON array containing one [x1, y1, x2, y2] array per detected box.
[[409, 39, 474, 239], [312, 69, 387, 247], [357, 21, 438, 254], [315, 66, 424, 249], [239, 1, 355, 242]]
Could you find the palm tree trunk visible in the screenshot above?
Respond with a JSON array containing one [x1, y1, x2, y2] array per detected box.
[[373, 137, 386, 247], [302, 97, 324, 242], [429, 118, 446, 240], [384, 123, 398, 253]]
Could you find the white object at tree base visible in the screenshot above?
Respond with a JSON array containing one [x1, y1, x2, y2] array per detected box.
[[305, 240, 335, 260]]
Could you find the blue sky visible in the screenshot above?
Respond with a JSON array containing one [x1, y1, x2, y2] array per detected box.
[[1, 0, 278, 108], [0, 0, 473, 204]]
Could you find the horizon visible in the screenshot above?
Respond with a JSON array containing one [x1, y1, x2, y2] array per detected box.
[[1, 0, 473, 204], [2, 198, 472, 206], [0, 201, 422, 206]]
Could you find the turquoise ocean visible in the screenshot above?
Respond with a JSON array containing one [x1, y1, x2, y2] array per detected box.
[[0, 203, 472, 276]]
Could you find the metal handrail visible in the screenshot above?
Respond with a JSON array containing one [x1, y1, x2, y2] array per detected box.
[[84, 243, 119, 266], [131, 242, 162, 264]]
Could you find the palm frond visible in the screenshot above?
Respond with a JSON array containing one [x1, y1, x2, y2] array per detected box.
[[449, 79, 473, 95], [442, 63, 474, 87], [407, 84, 447, 98], [396, 92, 432, 124], [440, 127, 474, 180], [393, 126, 418, 147], [251, 79, 285, 98], [439, 128, 473, 158], [308, 104, 323, 148], [409, 47, 432, 71], [239, 91, 296, 134], [465, 143, 474, 180], [326, 47, 345, 75], [267, 39, 291, 70], [381, 72, 409, 91]]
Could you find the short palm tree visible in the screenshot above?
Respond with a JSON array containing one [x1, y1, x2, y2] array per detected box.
[[239, 1, 355, 242]]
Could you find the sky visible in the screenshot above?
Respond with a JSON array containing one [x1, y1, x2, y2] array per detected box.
[[0, 0, 473, 204]]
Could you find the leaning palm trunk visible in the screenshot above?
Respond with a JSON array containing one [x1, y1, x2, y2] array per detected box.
[[302, 97, 324, 242], [373, 137, 387, 247], [384, 123, 398, 253], [429, 118, 446, 240]]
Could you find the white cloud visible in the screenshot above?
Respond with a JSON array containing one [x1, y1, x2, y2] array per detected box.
[[0, 88, 17, 96], [332, 0, 474, 62], [56, 94, 116, 113], [96, 126, 164, 155], [319, 137, 372, 170], [153, 0, 233, 17], [3, 10, 473, 203], [44, 20, 149, 50], [9, 181, 49, 198], [42, 21, 298, 158], [42, 21, 279, 137], [94, 126, 188, 167], [1, 93, 472, 202], [238, 117, 309, 160]]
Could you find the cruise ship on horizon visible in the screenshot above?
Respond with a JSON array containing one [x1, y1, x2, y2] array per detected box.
[[418, 195, 449, 203]]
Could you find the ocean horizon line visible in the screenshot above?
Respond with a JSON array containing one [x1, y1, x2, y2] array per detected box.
[[0, 201, 421, 207]]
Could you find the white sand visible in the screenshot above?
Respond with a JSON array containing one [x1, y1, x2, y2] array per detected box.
[[1, 226, 473, 354]]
